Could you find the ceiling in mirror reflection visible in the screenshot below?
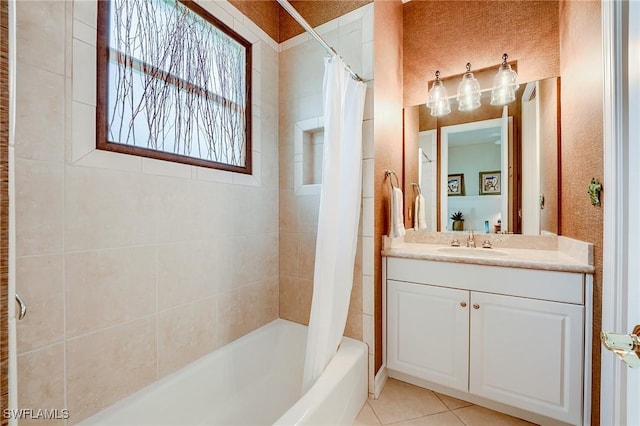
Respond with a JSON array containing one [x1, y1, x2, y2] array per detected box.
[[448, 127, 502, 147]]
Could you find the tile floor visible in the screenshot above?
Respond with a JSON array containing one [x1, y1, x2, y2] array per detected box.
[[354, 379, 537, 426]]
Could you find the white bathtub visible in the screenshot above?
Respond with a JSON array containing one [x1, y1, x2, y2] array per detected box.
[[79, 319, 368, 426]]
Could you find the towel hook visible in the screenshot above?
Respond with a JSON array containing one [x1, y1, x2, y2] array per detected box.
[[385, 170, 400, 189], [411, 182, 422, 195]]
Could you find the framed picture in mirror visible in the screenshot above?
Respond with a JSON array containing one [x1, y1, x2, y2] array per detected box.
[[479, 170, 501, 195], [448, 174, 465, 196]]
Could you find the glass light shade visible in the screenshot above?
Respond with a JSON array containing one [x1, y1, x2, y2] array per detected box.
[[457, 65, 481, 112], [490, 84, 516, 106], [427, 72, 451, 117], [429, 97, 452, 117], [490, 54, 520, 106]]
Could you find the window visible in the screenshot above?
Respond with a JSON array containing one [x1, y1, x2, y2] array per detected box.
[[96, 0, 252, 173]]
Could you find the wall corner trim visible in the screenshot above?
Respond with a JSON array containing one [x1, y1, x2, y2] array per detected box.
[[374, 365, 388, 399]]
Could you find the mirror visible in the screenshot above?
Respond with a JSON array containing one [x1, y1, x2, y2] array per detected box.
[[404, 76, 559, 235]]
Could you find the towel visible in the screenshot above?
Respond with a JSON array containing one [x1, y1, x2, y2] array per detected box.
[[389, 186, 406, 238], [414, 194, 427, 230]]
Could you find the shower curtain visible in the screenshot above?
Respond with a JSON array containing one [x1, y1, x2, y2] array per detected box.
[[302, 57, 366, 393]]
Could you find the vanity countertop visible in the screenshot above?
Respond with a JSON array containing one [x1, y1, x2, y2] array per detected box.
[[382, 242, 595, 274]]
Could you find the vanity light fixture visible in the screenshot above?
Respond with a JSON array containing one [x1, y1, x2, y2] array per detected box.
[[426, 71, 451, 117], [490, 53, 520, 106], [457, 63, 481, 111]]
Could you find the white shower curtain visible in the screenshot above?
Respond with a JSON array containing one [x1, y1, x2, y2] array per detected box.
[[302, 57, 367, 393]]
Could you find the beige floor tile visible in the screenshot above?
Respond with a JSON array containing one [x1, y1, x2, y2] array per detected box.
[[354, 401, 382, 425], [368, 379, 448, 425], [434, 392, 474, 410], [453, 405, 537, 426], [389, 411, 465, 426]]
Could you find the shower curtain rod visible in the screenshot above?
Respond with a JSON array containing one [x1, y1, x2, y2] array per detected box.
[[275, 0, 363, 82]]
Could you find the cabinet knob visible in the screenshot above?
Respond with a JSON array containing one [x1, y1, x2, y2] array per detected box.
[[460, 302, 467, 307], [473, 304, 480, 309]]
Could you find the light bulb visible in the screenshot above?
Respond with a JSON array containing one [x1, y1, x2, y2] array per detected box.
[[457, 63, 481, 112], [426, 71, 451, 117], [490, 53, 519, 106]]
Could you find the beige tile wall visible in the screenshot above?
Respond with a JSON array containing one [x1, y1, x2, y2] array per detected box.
[[278, 3, 375, 391], [14, 1, 279, 424]]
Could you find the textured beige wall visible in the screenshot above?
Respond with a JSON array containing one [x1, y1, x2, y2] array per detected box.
[[403, 1, 560, 107], [559, 1, 603, 423], [227, 0, 372, 43], [373, 0, 404, 373], [229, 0, 281, 41], [14, 1, 279, 423]]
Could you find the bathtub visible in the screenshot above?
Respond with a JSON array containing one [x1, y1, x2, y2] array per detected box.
[[79, 319, 368, 425]]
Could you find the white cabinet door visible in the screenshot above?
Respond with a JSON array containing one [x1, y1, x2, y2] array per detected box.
[[469, 292, 584, 425], [387, 280, 469, 391]]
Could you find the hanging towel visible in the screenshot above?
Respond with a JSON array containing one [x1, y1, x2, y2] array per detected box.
[[389, 186, 406, 238], [414, 194, 427, 230]]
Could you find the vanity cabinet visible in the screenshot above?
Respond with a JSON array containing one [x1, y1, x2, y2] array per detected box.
[[384, 257, 591, 426], [387, 280, 469, 391], [469, 292, 583, 424]]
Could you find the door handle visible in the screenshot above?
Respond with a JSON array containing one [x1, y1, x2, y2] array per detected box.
[[601, 325, 640, 368]]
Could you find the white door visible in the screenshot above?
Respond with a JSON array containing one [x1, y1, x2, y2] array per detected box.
[[387, 280, 469, 391], [469, 292, 584, 425], [500, 106, 509, 232], [601, 1, 640, 425], [520, 82, 540, 235]]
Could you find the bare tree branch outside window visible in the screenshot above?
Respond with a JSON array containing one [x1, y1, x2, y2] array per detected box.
[[97, 0, 252, 173]]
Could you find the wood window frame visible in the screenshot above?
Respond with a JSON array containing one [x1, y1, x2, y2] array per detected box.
[[96, 0, 253, 174], [0, 0, 9, 418]]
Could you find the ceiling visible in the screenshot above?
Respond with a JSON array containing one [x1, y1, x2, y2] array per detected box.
[[448, 126, 502, 147]]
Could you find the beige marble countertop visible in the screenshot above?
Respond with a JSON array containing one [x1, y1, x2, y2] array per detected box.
[[382, 242, 595, 274]]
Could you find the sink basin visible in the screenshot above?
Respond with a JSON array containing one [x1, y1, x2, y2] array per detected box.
[[437, 247, 509, 258]]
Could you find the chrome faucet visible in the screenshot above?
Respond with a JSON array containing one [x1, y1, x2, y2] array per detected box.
[[467, 231, 476, 248]]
